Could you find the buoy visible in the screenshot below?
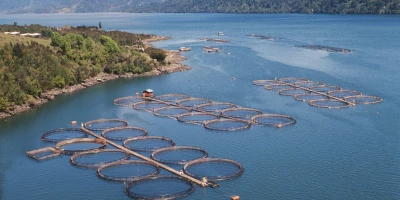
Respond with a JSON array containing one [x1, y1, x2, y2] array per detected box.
[[71, 121, 77, 125], [232, 196, 240, 200], [135, 92, 139, 96], [232, 77, 236, 80], [228, 52, 231, 55], [277, 124, 282, 128]]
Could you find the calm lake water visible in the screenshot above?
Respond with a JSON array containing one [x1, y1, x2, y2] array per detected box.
[[0, 13, 399, 200]]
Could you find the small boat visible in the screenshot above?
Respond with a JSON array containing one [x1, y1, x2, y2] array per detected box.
[[179, 47, 191, 52], [218, 32, 224, 36]]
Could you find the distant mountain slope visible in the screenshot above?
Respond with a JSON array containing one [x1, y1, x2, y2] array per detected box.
[[0, 0, 399, 14]]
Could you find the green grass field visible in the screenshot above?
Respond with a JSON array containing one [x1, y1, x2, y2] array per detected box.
[[0, 32, 51, 47]]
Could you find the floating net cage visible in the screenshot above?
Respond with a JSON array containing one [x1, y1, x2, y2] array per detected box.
[[252, 114, 296, 127], [327, 90, 362, 98], [204, 119, 251, 131], [84, 119, 128, 131], [55, 138, 107, 155], [70, 149, 130, 168], [344, 95, 383, 104], [41, 128, 88, 143], [253, 79, 277, 86], [177, 98, 213, 108], [278, 88, 309, 96], [155, 94, 190, 103], [133, 101, 169, 112], [124, 136, 176, 152], [97, 160, 160, 182], [310, 85, 342, 93], [264, 83, 295, 91], [279, 77, 309, 84], [221, 108, 263, 120], [197, 102, 238, 114], [114, 96, 144, 106], [151, 146, 208, 165], [125, 176, 195, 200], [177, 112, 219, 125], [294, 93, 329, 102], [101, 127, 148, 141], [153, 106, 192, 119], [26, 147, 62, 161], [309, 99, 350, 108], [183, 158, 244, 181], [294, 81, 325, 88]]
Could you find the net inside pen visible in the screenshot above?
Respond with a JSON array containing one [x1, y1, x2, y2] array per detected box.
[[197, 102, 237, 114], [177, 112, 219, 125], [252, 80, 277, 86], [278, 89, 309, 96], [41, 128, 88, 143], [97, 160, 160, 182], [309, 99, 350, 108], [177, 98, 213, 108], [221, 108, 263, 120], [279, 77, 309, 83], [84, 119, 128, 131], [123, 136, 176, 152], [310, 85, 341, 93], [344, 96, 383, 104], [55, 138, 107, 155], [155, 94, 190, 103], [125, 176, 195, 200], [101, 127, 148, 141], [327, 90, 362, 98], [294, 93, 329, 102], [252, 114, 296, 126], [153, 107, 192, 119], [151, 146, 208, 165], [70, 149, 130, 168], [294, 81, 325, 88], [133, 101, 169, 112], [204, 119, 250, 131], [183, 158, 244, 181], [264, 84, 295, 91], [114, 96, 144, 106]]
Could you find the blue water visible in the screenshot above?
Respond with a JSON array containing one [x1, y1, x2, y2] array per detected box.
[[0, 13, 399, 200]]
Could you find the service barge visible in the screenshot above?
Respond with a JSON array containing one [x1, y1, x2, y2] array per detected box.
[[296, 44, 354, 54], [200, 38, 230, 43]]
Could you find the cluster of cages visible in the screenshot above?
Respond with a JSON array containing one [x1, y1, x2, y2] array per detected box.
[[253, 77, 382, 109], [114, 94, 296, 130], [27, 119, 244, 199]]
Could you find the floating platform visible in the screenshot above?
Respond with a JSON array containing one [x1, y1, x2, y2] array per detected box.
[[203, 46, 221, 53], [200, 38, 230, 43], [296, 44, 354, 53]]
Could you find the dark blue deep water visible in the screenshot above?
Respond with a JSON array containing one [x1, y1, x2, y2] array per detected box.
[[0, 13, 399, 200]]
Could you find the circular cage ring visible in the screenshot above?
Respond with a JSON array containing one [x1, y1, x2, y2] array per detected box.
[[97, 160, 160, 182], [294, 81, 325, 88], [125, 176, 195, 200], [123, 136, 176, 152], [197, 102, 238, 114], [327, 90, 362, 98], [151, 146, 209, 165], [204, 119, 251, 131], [183, 158, 244, 181], [84, 119, 128, 131], [278, 88, 309, 96], [153, 106, 192, 119], [221, 107, 263, 120], [253, 79, 277, 86], [252, 114, 296, 127], [264, 83, 295, 91], [309, 99, 350, 108], [310, 85, 341, 93], [101, 126, 148, 141], [177, 98, 213, 108], [344, 95, 383, 105], [155, 94, 191, 103], [70, 149, 130, 168], [55, 138, 107, 155], [294, 94, 329, 102], [133, 101, 170, 112], [177, 112, 219, 125], [41, 128, 88, 143], [279, 77, 309, 84], [114, 96, 145, 106]]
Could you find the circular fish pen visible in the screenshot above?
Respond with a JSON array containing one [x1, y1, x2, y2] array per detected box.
[[309, 99, 350, 108], [310, 85, 342, 93], [84, 119, 128, 131], [253, 79, 277, 86], [328, 90, 362, 98], [197, 102, 237, 114], [124, 136, 176, 152], [294, 93, 329, 102], [70, 149, 130, 168], [155, 94, 190, 103], [153, 106, 192, 119], [177, 112, 219, 125], [183, 158, 244, 181], [252, 114, 296, 127], [344, 95, 383, 104], [114, 96, 144, 106], [264, 83, 295, 91], [151, 146, 208, 165], [101, 127, 148, 141], [41, 128, 88, 143], [278, 88, 309, 96], [294, 81, 325, 88], [133, 101, 169, 112], [55, 138, 107, 155], [204, 119, 251, 131], [125, 176, 195, 200], [177, 98, 213, 108], [97, 160, 160, 182], [221, 108, 263, 120], [279, 77, 309, 84]]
